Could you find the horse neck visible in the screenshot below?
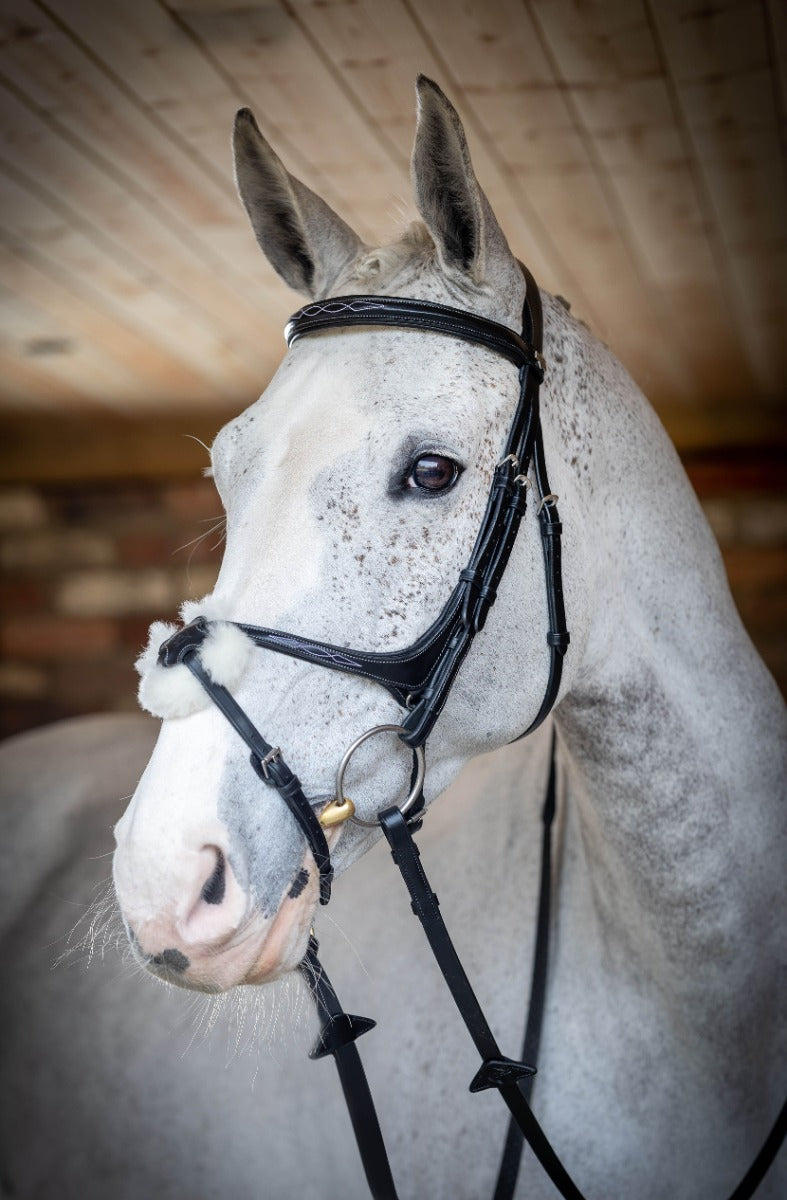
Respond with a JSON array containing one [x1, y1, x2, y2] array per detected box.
[[541, 296, 786, 1024]]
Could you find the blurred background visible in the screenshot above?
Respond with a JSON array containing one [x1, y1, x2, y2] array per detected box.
[[0, 0, 784, 739]]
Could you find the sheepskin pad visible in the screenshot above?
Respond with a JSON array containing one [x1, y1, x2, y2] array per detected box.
[[136, 618, 254, 719]]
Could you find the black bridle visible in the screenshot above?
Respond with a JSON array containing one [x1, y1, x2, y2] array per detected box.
[[155, 270, 785, 1199], [187, 280, 568, 750], [158, 266, 567, 905]]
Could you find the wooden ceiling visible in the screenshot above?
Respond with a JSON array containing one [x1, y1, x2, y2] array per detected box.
[[1, 0, 785, 450]]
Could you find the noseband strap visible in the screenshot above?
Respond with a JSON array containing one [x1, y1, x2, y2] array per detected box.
[[157, 618, 335, 905]]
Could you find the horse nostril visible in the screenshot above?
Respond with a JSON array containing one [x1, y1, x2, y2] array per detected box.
[[201, 849, 226, 906], [150, 948, 190, 973]]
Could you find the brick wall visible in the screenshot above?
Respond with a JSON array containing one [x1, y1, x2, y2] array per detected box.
[[0, 455, 784, 740], [684, 450, 786, 699], [0, 479, 222, 738]]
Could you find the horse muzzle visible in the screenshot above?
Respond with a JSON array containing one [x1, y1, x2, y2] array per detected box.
[[115, 832, 321, 991]]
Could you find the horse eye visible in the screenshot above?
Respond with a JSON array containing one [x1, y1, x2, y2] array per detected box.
[[405, 454, 460, 493]]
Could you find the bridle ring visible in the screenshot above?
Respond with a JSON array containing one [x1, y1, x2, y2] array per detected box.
[[333, 724, 426, 829]]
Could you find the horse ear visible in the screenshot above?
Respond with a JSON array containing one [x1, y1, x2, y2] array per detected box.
[[232, 108, 363, 298], [411, 76, 514, 286]]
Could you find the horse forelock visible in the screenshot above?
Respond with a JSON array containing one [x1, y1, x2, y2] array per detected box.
[[334, 220, 525, 328]]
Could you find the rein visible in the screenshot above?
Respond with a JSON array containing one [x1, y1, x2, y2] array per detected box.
[[155, 271, 786, 1198]]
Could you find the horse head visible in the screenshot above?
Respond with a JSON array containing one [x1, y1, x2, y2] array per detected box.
[[112, 77, 590, 993]]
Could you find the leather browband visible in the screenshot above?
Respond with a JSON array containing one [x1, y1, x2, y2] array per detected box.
[[285, 294, 546, 375]]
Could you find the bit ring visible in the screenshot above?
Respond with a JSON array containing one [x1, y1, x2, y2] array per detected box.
[[331, 724, 425, 829]]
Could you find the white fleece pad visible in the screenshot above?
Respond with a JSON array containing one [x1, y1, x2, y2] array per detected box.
[[136, 619, 255, 719]]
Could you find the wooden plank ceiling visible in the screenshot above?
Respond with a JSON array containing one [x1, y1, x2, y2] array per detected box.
[[0, 0, 785, 450]]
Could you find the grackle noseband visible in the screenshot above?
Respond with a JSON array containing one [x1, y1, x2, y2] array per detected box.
[[155, 267, 785, 1200]]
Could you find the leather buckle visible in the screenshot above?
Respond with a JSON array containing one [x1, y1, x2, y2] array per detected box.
[[257, 746, 282, 779]]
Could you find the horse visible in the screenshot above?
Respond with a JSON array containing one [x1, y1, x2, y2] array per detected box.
[[2, 76, 784, 1199]]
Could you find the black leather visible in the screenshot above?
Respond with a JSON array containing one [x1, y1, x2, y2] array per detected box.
[[157, 614, 213, 665], [157, 622, 334, 905], [493, 730, 557, 1200], [236, 597, 465, 712], [378, 804, 586, 1200], [727, 1100, 787, 1200], [285, 294, 545, 374], [299, 937, 397, 1200], [228, 268, 567, 747]]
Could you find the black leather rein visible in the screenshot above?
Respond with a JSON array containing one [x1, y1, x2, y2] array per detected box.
[[155, 272, 785, 1200]]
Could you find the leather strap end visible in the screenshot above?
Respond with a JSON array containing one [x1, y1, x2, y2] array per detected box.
[[472, 584, 498, 633], [459, 567, 482, 590], [510, 490, 529, 516]]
